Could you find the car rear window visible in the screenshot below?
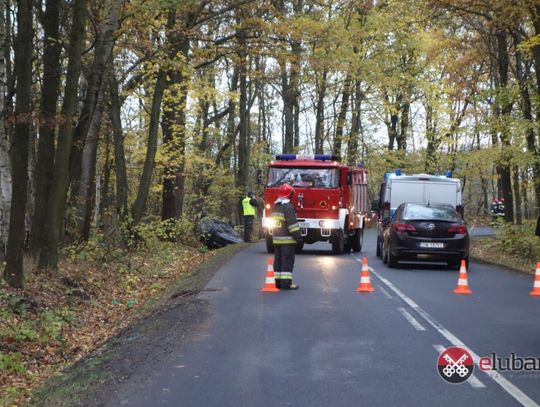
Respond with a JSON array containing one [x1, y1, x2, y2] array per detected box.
[[403, 205, 458, 221]]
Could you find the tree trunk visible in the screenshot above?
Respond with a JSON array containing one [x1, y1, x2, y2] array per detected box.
[[38, 0, 88, 269], [5, 0, 32, 287], [513, 165, 522, 225], [99, 131, 111, 224], [385, 92, 401, 151], [281, 64, 294, 153], [30, 0, 61, 257], [160, 10, 192, 221], [160, 69, 188, 221], [236, 27, 249, 194], [333, 74, 351, 161], [347, 80, 363, 166], [131, 71, 165, 225], [69, 0, 123, 203], [496, 31, 514, 223], [26, 121, 35, 243], [520, 169, 530, 219], [218, 67, 238, 169], [397, 100, 409, 150], [0, 0, 11, 257], [109, 72, 128, 224], [76, 86, 105, 240], [425, 102, 440, 172], [314, 70, 327, 155], [531, 5, 540, 208]]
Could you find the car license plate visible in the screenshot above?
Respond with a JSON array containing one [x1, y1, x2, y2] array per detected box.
[[419, 242, 444, 248]]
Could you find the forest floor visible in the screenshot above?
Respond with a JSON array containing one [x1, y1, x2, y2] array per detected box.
[[0, 238, 245, 407], [0, 220, 538, 407]]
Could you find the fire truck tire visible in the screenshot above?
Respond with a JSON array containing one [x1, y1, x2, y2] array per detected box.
[[352, 228, 363, 252], [265, 235, 274, 253], [331, 230, 344, 255], [344, 239, 352, 253]]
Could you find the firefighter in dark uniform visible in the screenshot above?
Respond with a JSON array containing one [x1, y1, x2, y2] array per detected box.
[[271, 183, 301, 290], [242, 192, 258, 242]]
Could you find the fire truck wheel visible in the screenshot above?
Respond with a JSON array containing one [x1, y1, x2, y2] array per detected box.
[[352, 229, 363, 252], [265, 235, 274, 254], [331, 230, 344, 255]]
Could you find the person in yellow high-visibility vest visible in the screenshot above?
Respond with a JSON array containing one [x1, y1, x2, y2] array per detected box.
[[242, 192, 258, 242]]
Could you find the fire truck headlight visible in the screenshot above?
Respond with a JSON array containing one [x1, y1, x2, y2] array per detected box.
[[265, 204, 271, 210], [319, 220, 331, 228]]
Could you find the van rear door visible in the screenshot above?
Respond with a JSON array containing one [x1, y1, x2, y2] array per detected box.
[[390, 179, 424, 208], [424, 180, 458, 207]]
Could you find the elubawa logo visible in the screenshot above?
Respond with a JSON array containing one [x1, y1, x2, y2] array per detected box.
[[479, 353, 540, 372]]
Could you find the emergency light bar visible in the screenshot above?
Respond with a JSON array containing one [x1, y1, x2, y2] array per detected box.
[[384, 170, 454, 179], [275, 154, 338, 161]]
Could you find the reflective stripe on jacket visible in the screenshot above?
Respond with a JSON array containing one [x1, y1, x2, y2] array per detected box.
[[242, 197, 256, 216], [271, 201, 301, 245]]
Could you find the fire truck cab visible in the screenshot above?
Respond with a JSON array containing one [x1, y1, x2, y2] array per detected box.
[[262, 154, 369, 255]]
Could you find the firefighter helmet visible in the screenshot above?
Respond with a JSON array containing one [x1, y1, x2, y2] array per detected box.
[[278, 183, 295, 199]]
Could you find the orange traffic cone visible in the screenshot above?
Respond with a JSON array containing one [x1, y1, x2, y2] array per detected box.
[[529, 262, 540, 297], [356, 257, 375, 293], [261, 258, 280, 292], [453, 260, 472, 295]]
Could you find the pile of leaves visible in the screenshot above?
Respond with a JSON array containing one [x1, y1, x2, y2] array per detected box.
[[0, 231, 214, 405]]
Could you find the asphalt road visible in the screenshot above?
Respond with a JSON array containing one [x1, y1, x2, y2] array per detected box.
[[109, 228, 540, 407]]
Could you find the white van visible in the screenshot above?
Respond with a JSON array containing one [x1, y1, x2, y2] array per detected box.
[[375, 172, 463, 257]]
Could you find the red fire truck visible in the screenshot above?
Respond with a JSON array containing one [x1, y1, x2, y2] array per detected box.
[[262, 154, 369, 254]]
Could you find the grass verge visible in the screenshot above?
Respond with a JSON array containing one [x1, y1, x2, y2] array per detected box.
[[471, 236, 539, 274]]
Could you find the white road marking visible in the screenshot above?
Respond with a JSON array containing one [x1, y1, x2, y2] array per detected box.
[[397, 307, 426, 331], [376, 284, 392, 299], [358, 257, 539, 407], [433, 344, 486, 388]]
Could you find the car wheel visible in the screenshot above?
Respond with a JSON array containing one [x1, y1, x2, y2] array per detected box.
[[265, 235, 274, 254], [387, 242, 398, 268], [376, 235, 382, 257], [332, 230, 344, 255]]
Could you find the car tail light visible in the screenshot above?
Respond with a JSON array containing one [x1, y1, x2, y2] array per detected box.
[[448, 225, 467, 234], [394, 223, 416, 232]]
